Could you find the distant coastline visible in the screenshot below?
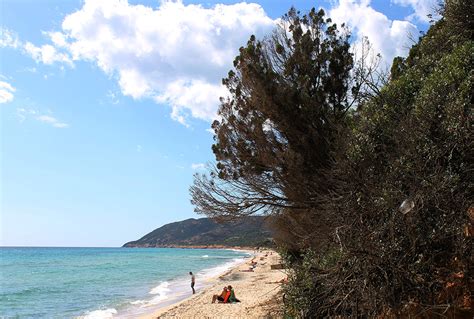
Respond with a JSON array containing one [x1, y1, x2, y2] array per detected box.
[[122, 217, 273, 248], [123, 244, 259, 250]]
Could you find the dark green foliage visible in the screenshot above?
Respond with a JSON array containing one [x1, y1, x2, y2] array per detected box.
[[191, 0, 473, 317], [191, 7, 359, 251], [390, 56, 405, 80], [281, 1, 473, 317], [328, 34, 473, 318], [281, 249, 345, 318]]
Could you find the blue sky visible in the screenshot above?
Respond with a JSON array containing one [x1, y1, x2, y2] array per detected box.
[[0, 0, 437, 247]]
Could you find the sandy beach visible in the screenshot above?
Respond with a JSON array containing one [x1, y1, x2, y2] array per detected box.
[[141, 250, 286, 319]]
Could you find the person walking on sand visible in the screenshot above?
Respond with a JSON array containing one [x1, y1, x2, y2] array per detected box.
[[189, 271, 195, 294]]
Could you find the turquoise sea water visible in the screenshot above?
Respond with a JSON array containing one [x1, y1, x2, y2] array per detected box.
[[0, 247, 250, 318]]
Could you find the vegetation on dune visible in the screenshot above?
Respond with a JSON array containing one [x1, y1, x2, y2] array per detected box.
[[191, 0, 473, 317]]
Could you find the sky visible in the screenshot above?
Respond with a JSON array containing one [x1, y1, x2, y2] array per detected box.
[[0, 0, 439, 247]]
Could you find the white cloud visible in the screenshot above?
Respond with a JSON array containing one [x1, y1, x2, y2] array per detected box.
[[55, 0, 275, 124], [191, 163, 206, 170], [330, 0, 418, 67], [155, 79, 229, 125], [6, 0, 427, 125], [392, 0, 440, 23], [17, 108, 69, 128], [47, 31, 69, 48], [0, 28, 20, 48], [1, 27, 73, 66], [24, 42, 73, 66], [0, 80, 16, 104], [36, 115, 69, 128]]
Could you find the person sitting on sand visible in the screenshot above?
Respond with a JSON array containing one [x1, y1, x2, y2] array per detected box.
[[227, 285, 240, 303], [212, 287, 228, 303], [218, 287, 231, 303], [244, 260, 257, 271]]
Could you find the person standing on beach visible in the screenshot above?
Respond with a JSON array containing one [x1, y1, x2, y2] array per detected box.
[[189, 271, 195, 294]]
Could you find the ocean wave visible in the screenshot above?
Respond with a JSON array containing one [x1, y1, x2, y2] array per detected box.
[[83, 308, 117, 319], [149, 281, 171, 297], [123, 281, 174, 310], [121, 256, 250, 316], [190, 255, 242, 259], [229, 249, 254, 255], [129, 299, 146, 305], [197, 257, 247, 280]]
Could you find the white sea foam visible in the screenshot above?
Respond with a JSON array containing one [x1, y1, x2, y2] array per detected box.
[[83, 308, 117, 319], [119, 252, 252, 317], [129, 299, 146, 305], [202, 254, 209, 258], [197, 257, 247, 280], [229, 248, 254, 255], [149, 281, 170, 295]]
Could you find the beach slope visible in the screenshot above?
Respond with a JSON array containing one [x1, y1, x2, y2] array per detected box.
[[143, 251, 285, 319]]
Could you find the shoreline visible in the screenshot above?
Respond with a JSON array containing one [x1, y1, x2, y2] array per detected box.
[[140, 250, 285, 319], [109, 248, 255, 318], [78, 248, 255, 319]]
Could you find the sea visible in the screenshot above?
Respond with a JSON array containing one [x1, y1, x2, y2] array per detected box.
[[0, 247, 251, 318]]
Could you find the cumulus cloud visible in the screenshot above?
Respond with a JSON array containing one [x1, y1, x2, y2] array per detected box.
[[392, 0, 440, 23], [330, 0, 418, 67], [154, 79, 229, 125], [24, 42, 73, 66], [1, 27, 73, 66], [55, 0, 275, 124], [53, 0, 423, 123], [5, 0, 428, 125], [0, 80, 16, 104]]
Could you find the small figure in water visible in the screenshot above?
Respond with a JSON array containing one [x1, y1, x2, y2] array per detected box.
[[189, 271, 195, 294]]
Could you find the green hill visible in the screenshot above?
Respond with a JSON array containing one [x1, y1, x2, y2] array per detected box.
[[123, 217, 273, 248]]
